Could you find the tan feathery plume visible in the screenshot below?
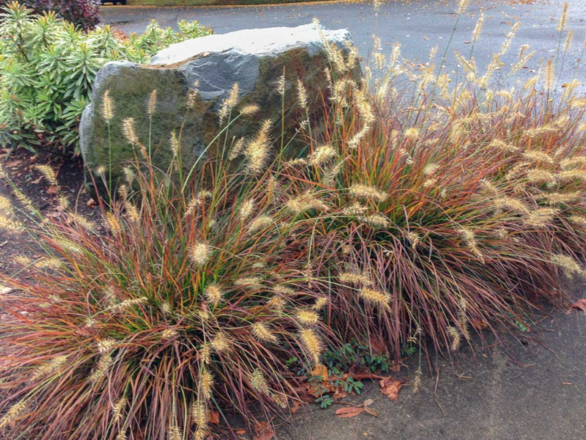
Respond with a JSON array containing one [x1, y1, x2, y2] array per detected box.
[[69, 213, 95, 232], [248, 215, 273, 234], [35, 165, 58, 186], [545, 59, 554, 92], [493, 197, 530, 215], [448, 326, 461, 351], [557, 2, 568, 32], [101, 90, 115, 122], [229, 137, 246, 161], [472, 11, 484, 41], [0, 400, 28, 430], [525, 208, 559, 227], [308, 144, 336, 166], [187, 80, 200, 109], [339, 272, 373, 287], [359, 287, 391, 308], [200, 370, 214, 400], [296, 309, 320, 326], [286, 191, 328, 214], [228, 83, 239, 108], [105, 212, 122, 235], [204, 284, 222, 306], [522, 151, 554, 164], [190, 241, 211, 266], [90, 354, 113, 382], [551, 254, 582, 278], [170, 131, 180, 157], [238, 199, 255, 221], [569, 215, 586, 227], [245, 120, 272, 174], [147, 89, 157, 116], [122, 118, 140, 146], [30, 355, 68, 380], [313, 297, 328, 311], [112, 397, 127, 422], [234, 277, 263, 288], [407, 231, 421, 249], [557, 169, 586, 182], [297, 79, 308, 110], [251, 369, 271, 394], [458, 227, 484, 261], [111, 297, 148, 313], [240, 104, 259, 116], [349, 184, 388, 202], [211, 332, 231, 353], [299, 328, 322, 364], [252, 322, 278, 344]]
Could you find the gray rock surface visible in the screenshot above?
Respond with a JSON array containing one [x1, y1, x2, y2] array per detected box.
[[80, 24, 358, 197]]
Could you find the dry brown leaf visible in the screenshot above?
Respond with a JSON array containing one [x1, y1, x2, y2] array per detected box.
[[208, 411, 220, 425], [335, 407, 365, 418], [311, 363, 328, 379], [252, 421, 274, 440], [571, 299, 586, 315], [380, 377, 404, 401]]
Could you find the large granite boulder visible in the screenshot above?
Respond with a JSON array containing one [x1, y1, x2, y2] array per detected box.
[[80, 23, 359, 196]]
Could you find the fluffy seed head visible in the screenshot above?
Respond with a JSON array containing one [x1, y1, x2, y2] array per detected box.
[[349, 184, 388, 202], [296, 309, 320, 326], [101, 90, 114, 122], [204, 284, 222, 306], [309, 145, 336, 166], [35, 165, 58, 186], [359, 287, 391, 308], [122, 118, 139, 145], [299, 328, 322, 364], [252, 322, 278, 344], [239, 199, 255, 221], [147, 89, 157, 116], [251, 369, 270, 394], [190, 242, 211, 266], [211, 332, 231, 353]]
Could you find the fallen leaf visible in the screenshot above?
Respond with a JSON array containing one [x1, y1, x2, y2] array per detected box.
[[46, 185, 60, 195], [311, 363, 328, 380], [335, 407, 365, 418], [208, 411, 220, 424], [380, 377, 404, 401], [571, 299, 586, 315], [363, 406, 380, 417], [363, 399, 375, 407], [252, 421, 274, 440], [30, 176, 43, 184]]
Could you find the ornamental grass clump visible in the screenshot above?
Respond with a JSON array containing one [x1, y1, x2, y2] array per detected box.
[[0, 113, 329, 439], [282, 17, 586, 361]]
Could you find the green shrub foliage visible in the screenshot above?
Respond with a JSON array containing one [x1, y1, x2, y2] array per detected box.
[[0, 3, 212, 154]]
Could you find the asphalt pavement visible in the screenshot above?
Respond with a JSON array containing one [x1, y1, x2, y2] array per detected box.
[[102, 0, 586, 91]]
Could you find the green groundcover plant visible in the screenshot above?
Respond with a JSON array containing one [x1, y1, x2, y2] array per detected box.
[[0, 2, 212, 155], [2, 3, 586, 439]]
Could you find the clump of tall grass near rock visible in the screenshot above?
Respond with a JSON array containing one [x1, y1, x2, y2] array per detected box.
[[0, 125, 330, 439], [282, 16, 586, 362]]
